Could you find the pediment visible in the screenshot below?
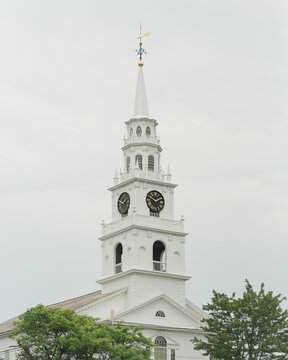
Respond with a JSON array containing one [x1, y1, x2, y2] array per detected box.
[[114, 294, 203, 329]]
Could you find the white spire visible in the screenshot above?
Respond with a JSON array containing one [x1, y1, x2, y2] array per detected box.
[[133, 65, 149, 118]]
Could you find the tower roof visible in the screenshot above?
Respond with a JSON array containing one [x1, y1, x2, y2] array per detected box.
[[133, 65, 149, 118]]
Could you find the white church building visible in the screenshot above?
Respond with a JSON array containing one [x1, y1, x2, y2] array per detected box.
[[0, 37, 208, 360]]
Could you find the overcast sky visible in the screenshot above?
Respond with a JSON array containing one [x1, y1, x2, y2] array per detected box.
[[1, 0, 288, 323]]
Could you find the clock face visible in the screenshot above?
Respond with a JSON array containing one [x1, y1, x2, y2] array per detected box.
[[146, 190, 165, 213], [117, 192, 130, 215]]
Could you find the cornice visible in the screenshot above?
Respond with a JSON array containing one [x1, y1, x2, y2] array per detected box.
[[121, 141, 162, 152], [97, 268, 191, 285], [125, 117, 158, 126], [113, 320, 204, 334], [108, 177, 177, 192], [99, 224, 187, 240]]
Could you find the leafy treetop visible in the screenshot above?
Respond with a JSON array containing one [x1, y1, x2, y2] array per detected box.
[[11, 304, 152, 360], [193, 280, 288, 360]]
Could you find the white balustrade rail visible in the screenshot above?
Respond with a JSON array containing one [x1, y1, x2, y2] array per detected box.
[[153, 261, 167, 272]]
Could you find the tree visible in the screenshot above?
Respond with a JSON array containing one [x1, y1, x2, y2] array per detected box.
[[11, 304, 152, 360], [193, 280, 288, 360]]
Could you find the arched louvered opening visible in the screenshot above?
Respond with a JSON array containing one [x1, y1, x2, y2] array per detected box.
[[126, 156, 130, 172], [148, 155, 154, 171], [115, 243, 123, 274], [146, 126, 151, 136], [135, 154, 143, 169], [136, 126, 142, 136], [155, 310, 165, 317], [154, 336, 167, 360], [153, 241, 166, 272]]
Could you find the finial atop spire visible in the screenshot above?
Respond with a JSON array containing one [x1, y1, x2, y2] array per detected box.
[[136, 23, 150, 67], [133, 24, 150, 117]]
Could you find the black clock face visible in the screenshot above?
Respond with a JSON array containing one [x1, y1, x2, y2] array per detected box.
[[146, 190, 165, 213], [117, 192, 130, 215]]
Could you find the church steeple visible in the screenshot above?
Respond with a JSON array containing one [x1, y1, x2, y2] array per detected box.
[[98, 31, 189, 309]]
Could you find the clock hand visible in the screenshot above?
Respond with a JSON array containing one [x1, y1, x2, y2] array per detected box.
[[148, 195, 156, 202], [119, 200, 124, 204], [154, 197, 162, 202]]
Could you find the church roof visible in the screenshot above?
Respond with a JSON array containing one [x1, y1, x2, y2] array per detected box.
[[0, 289, 117, 336]]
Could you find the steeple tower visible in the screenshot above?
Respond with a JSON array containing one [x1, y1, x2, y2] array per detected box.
[[97, 30, 190, 308]]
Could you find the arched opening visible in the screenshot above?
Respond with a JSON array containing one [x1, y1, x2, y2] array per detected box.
[[153, 241, 166, 272], [130, 128, 133, 137], [154, 336, 167, 360], [115, 243, 123, 274], [146, 126, 151, 136], [155, 310, 165, 318], [148, 155, 154, 171], [136, 126, 142, 136], [135, 154, 143, 169], [126, 156, 130, 172]]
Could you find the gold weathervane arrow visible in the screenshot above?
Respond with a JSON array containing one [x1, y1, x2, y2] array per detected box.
[[136, 26, 151, 66], [137, 31, 151, 41]]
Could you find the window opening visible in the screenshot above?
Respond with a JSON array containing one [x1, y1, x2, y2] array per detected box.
[[115, 243, 123, 274], [148, 155, 154, 171], [171, 349, 175, 360], [153, 241, 166, 272], [155, 310, 165, 317], [146, 126, 151, 136], [154, 336, 167, 360], [126, 156, 130, 172], [135, 154, 143, 169], [136, 126, 142, 136], [130, 128, 133, 137], [150, 210, 159, 217]]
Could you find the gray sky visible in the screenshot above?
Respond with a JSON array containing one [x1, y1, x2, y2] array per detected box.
[[1, 0, 288, 322]]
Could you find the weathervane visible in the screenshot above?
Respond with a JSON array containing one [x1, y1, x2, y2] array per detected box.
[[136, 23, 150, 67]]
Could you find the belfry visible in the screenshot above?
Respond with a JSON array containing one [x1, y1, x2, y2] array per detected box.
[[0, 31, 207, 360]]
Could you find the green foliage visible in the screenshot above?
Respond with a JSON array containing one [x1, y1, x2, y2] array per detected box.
[[193, 280, 288, 360], [11, 304, 152, 360]]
